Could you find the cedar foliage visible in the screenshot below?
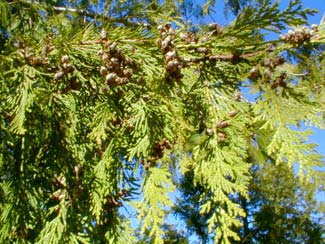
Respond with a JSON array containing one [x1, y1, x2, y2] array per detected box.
[[0, 0, 325, 243]]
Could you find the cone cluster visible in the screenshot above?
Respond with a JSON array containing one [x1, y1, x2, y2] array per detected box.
[[54, 55, 75, 80], [98, 31, 135, 87], [280, 25, 318, 45], [249, 55, 287, 89], [157, 24, 183, 82]]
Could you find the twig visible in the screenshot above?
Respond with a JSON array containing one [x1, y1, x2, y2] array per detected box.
[[182, 50, 264, 64], [15, 0, 148, 27]]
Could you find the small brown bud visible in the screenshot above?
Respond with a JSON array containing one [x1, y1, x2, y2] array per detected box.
[[124, 57, 134, 66], [17, 49, 25, 58], [105, 73, 117, 83], [217, 132, 227, 142], [165, 23, 171, 30], [100, 30, 108, 40], [201, 36, 210, 43], [208, 23, 219, 30], [197, 47, 209, 54], [173, 71, 183, 81], [270, 80, 279, 89], [116, 77, 129, 85], [272, 56, 286, 66], [53, 190, 65, 201], [109, 42, 118, 50], [13, 40, 21, 48], [264, 69, 272, 80], [100, 66, 108, 76], [103, 41, 112, 49], [122, 189, 130, 197], [111, 198, 122, 207], [279, 72, 287, 80], [54, 206, 61, 213], [208, 23, 223, 35], [234, 91, 242, 101], [29, 57, 42, 66], [206, 128, 213, 136], [110, 57, 119, 65], [97, 50, 104, 56], [26, 52, 34, 60], [73, 165, 79, 178], [62, 63, 74, 73], [216, 121, 229, 129], [141, 94, 150, 101], [47, 45, 56, 53], [278, 80, 286, 88], [54, 71, 65, 80], [165, 51, 177, 61], [52, 175, 66, 187], [168, 27, 176, 36], [102, 53, 110, 62], [102, 86, 109, 94], [179, 32, 189, 41], [263, 58, 272, 67], [266, 44, 275, 52], [161, 36, 173, 50], [165, 60, 179, 73], [311, 24, 318, 31], [123, 68, 133, 78], [158, 25, 165, 32], [228, 110, 238, 118], [160, 32, 168, 40], [61, 55, 70, 64], [249, 67, 260, 79], [162, 139, 172, 149], [144, 163, 151, 170]]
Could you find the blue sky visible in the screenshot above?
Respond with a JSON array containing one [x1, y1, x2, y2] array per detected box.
[[202, 1, 325, 28], [300, 0, 325, 24]]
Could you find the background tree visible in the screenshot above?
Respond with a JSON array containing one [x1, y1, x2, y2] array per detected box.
[[173, 159, 324, 243], [136, 224, 189, 244], [244, 162, 324, 244], [0, 0, 325, 243]]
